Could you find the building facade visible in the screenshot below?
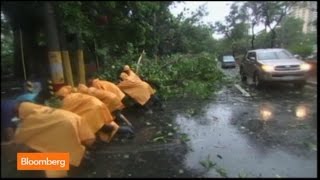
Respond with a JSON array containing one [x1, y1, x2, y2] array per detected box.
[[291, 1, 317, 33]]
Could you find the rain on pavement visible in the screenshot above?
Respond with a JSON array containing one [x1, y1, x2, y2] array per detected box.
[[170, 64, 316, 178]]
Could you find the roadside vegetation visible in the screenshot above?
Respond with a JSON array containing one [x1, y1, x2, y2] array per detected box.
[[1, 1, 316, 100]]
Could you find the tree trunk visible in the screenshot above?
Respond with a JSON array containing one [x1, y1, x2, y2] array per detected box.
[[3, 2, 46, 81], [251, 24, 255, 50], [270, 29, 276, 48], [232, 42, 236, 57], [44, 2, 65, 91], [13, 29, 23, 80], [13, 27, 41, 81], [22, 28, 38, 79]]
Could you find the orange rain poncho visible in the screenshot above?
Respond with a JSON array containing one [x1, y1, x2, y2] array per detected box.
[[78, 84, 124, 112], [123, 65, 141, 82], [117, 71, 156, 106], [14, 102, 95, 177], [56, 86, 119, 143], [91, 79, 125, 101]]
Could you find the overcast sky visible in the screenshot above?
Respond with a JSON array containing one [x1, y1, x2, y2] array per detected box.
[[169, 1, 265, 39]]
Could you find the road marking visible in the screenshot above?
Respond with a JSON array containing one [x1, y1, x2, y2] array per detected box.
[[234, 84, 251, 97]]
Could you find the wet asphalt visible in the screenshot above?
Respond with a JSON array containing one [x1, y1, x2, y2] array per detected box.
[[1, 65, 317, 178], [176, 65, 317, 178]]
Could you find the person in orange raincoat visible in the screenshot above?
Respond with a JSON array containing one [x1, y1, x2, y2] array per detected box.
[[12, 101, 96, 177], [77, 84, 132, 127], [118, 65, 164, 113], [78, 84, 124, 112], [88, 78, 126, 102], [56, 86, 134, 142]]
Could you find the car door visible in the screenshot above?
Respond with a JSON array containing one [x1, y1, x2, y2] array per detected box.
[[246, 52, 257, 77]]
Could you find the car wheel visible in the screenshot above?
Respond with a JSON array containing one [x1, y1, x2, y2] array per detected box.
[[253, 72, 264, 89], [294, 81, 306, 89], [240, 67, 247, 82]]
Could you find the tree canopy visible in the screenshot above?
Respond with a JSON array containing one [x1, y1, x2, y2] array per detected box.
[[1, 1, 317, 79]]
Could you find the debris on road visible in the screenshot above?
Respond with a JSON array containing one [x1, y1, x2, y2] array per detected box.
[[215, 167, 228, 177], [303, 142, 317, 151], [152, 136, 166, 142], [199, 155, 216, 171], [180, 133, 190, 143], [234, 84, 251, 97]]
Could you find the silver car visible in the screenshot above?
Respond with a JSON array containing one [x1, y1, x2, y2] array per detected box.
[[221, 55, 236, 68], [240, 48, 311, 88]]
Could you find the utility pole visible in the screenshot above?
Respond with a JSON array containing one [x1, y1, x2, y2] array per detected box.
[[44, 2, 65, 91], [58, 21, 74, 87], [76, 32, 86, 85]]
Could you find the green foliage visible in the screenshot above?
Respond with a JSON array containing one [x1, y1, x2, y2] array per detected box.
[[199, 155, 216, 171], [215, 167, 228, 178], [97, 52, 223, 100], [238, 171, 249, 178], [1, 12, 14, 75], [253, 16, 316, 57], [54, 1, 217, 60], [255, 30, 271, 48], [214, 1, 304, 52], [44, 97, 62, 108], [56, 2, 94, 38], [289, 44, 313, 58], [199, 155, 228, 177], [180, 133, 190, 143], [214, 3, 251, 57], [152, 136, 167, 143], [139, 52, 224, 100], [276, 17, 304, 47]]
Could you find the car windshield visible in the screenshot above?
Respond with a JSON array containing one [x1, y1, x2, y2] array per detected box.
[[257, 50, 294, 60], [223, 56, 235, 62]]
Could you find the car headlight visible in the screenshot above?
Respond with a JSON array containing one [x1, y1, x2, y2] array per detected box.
[[261, 65, 274, 72], [300, 63, 311, 71]]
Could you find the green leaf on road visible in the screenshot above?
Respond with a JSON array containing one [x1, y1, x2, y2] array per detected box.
[[180, 133, 190, 142], [152, 136, 166, 142], [216, 167, 228, 177], [303, 142, 317, 151]]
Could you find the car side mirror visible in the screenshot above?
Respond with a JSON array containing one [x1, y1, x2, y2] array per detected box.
[[249, 57, 256, 61]]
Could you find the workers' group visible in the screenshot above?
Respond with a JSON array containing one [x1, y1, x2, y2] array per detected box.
[[2, 65, 163, 177]]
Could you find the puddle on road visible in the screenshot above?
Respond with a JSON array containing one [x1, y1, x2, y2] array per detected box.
[[175, 103, 317, 178]]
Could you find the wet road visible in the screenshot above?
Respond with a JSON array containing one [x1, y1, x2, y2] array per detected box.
[[176, 65, 317, 177], [82, 65, 316, 178], [1, 66, 317, 178]]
